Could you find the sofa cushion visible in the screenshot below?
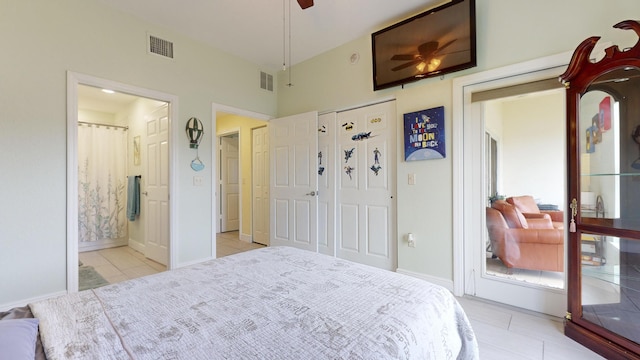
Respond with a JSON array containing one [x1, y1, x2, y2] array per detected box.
[[492, 200, 528, 229], [507, 195, 540, 214]]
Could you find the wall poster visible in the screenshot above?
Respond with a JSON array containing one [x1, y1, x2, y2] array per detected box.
[[403, 106, 445, 161]]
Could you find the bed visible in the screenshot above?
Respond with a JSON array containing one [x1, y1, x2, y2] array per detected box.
[[21, 246, 478, 359]]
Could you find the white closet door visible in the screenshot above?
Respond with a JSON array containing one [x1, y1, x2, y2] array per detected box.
[[336, 101, 397, 270]]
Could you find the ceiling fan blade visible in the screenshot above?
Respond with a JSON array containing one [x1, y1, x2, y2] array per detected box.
[[417, 41, 439, 57], [297, 0, 314, 9], [432, 39, 457, 56], [390, 54, 416, 61], [391, 59, 421, 72]]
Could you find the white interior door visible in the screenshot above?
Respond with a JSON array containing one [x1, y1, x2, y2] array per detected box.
[[317, 113, 337, 256], [220, 134, 240, 232], [145, 104, 169, 265], [336, 101, 396, 270], [270, 111, 318, 251], [252, 126, 270, 245]]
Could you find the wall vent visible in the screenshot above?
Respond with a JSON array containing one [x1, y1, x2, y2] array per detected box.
[[148, 35, 174, 59], [260, 71, 273, 91]]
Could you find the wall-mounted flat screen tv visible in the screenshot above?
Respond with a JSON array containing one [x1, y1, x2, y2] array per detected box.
[[372, 0, 476, 91]]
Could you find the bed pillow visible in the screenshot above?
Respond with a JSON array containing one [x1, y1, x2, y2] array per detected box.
[[0, 318, 39, 360]]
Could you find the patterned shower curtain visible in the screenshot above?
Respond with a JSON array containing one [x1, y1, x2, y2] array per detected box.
[[78, 124, 128, 246]]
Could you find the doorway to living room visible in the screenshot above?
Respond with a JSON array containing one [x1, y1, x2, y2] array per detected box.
[[454, 54, 571, 317]]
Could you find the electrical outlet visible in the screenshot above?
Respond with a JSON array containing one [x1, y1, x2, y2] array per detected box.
[[193, 176, 203, 186]]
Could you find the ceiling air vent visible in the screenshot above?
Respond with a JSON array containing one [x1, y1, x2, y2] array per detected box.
[[260, 71, 273, 92], [148, 34, 174, 59]]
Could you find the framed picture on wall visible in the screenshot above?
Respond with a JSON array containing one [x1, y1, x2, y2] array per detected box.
[[403, 106, 445, 161]]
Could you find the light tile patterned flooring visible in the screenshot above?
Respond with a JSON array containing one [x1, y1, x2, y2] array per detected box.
[[216, 230, 265, 257], [79, 245, 166, 284], [80, 234, 605, 359]]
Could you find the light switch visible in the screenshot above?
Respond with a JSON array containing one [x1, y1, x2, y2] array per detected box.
[[408, 173, 416, 185]]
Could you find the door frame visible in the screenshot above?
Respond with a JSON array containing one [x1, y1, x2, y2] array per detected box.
[[217, 129, 240, 233], [211, 103, 272, 246], [453, 52, 575, 297], [67, 71, 179, 293]]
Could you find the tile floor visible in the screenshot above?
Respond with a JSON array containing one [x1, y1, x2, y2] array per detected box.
[[80, 235, 606, 359], [216, 230, 266, 257], [486, 257, 565, 289], [79, 245, 166, 285], [458, 296, 605, 359], [79, 231, 264, 287]]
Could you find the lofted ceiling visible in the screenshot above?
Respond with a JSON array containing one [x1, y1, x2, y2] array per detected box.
[[80, 0, 441, 114], [94, 0, 440, 71]]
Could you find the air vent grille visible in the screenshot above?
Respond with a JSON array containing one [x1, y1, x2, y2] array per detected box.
[[148, 35, 174, 59], [260, 71, 273, 91]]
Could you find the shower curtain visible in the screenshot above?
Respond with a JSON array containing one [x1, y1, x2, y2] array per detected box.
[[78, 124, 128, 249]]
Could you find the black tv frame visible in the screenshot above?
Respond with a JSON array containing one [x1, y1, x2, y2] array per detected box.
[[371, 0, 476, 91]]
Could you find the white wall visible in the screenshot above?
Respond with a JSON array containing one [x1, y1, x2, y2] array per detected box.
[[500, 91, 565, 208], [0, 0, 276, 307], [276, 0, 639, 281]]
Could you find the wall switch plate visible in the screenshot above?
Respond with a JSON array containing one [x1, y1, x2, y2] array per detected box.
[[408, 173, 416, 185], [407, 233, 416, 248], [193, 176, 203, 186]]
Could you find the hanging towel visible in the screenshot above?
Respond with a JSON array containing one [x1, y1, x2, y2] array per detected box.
[[126, 176, 140, 221]]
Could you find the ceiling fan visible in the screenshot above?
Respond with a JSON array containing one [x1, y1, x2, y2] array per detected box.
[[390, 40, 457, 73], [297, 0, 314, 9]]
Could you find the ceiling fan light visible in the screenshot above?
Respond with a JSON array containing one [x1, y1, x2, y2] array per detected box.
[[415, 62, 427, 72], [427, 58, 442, 72]]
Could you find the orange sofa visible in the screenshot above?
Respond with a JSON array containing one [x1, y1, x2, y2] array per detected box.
[[486, 200, 564, 272], [506, 195, 564, 229]]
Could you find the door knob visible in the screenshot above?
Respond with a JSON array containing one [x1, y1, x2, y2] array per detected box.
[[306, 191, 316, 196], [142, 191, 148, 196]]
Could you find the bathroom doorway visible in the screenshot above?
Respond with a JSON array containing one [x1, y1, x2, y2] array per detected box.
[[67, 72, 178, 293]]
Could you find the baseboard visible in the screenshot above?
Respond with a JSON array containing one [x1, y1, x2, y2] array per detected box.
[[128, 239, 145, 253], [79, 238, 127, 252], [396, 268, 454, 292], [176, 256, 214, 269], [0, 290, 67, 312], [239, 232, 252, 243]]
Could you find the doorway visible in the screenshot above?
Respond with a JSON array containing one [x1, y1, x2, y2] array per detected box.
[[213, 104, 271, 249], [453, 54, 572, 317], [67, 72, 178, 293]]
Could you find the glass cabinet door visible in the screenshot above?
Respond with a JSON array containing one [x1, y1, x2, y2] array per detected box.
[[577, 68, 640, 348]]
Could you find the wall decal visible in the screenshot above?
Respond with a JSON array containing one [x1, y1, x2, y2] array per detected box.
[[373, 147, 381, 165], [351, 132, 373, 141], [344, 165, 355, 180], [318, 151, 325, 176], [344, 148, 355, 163]]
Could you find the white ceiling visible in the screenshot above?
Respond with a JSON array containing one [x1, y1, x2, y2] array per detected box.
[[95, 0, 439, 71]]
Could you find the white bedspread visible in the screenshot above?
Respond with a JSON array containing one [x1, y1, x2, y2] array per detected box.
[[31, 246, 479, 359]]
